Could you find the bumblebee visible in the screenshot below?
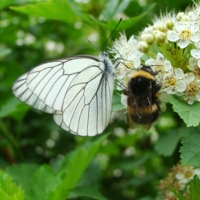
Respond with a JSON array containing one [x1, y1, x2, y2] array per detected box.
[[123, 65, 161, 130]]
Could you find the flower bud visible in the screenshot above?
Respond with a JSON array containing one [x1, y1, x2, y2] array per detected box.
[[166, 19, 174, 30], [137, 41, 149, 53], [141, 33, 154, 44], [177, 12, 185, 21], [155, 32, 166, 43]]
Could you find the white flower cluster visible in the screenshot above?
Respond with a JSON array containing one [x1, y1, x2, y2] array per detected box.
[[111, 2, 200, 105], [111, 32, 143, 90], [158, 163, 200, 199]]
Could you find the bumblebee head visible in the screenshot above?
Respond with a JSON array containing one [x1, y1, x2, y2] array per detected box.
[[140, 65, 154, 74]]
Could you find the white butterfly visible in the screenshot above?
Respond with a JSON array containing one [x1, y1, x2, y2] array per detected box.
[[12, 52, 116, 136]]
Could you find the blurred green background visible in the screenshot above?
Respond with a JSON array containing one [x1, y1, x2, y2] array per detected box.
[[0, 0, 194, 199]]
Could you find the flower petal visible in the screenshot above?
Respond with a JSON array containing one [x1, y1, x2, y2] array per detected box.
[[176, 80, 186, 92], [191, 49, 200, 59], [164, 60, 172, 71], [121, 93, 127, 106], [167, 30, 179, 42], [175, 68, 184, 79], [178, 39, 190, 48]]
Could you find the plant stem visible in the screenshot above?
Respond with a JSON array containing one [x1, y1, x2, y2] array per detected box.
[[0, 119, 24, 162]]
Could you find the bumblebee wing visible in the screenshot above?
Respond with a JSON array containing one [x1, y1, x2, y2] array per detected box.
[[141, 123, 151, 130], [127, 113, 137, 129], [127, 113, 151, 131]]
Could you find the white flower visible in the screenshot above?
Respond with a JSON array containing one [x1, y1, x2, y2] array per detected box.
[[145, 53, 173, 72], [167, 21, 198, 48], [162, 68, 187, 94], [141, 26, 154, 35], [188, 57, 198, 70], [184, 79, 200, 104], [111, 32, 143, 87], [112, 33, 143, 66], [175, 80, 186, 92], [188, 9, 200, 34], [184, 73, 195, 83], [175, 68, 184, 79], [191, 42, 200, 67], [174, 69, 190, 92], [111, 3, 200, 105], [146, 55, 187, 94], [194, 168, 200, 177]]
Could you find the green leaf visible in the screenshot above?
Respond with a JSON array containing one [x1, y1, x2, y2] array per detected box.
[[76, 160, 102, 187], [0, 169, 24, 200], [47, 134, 108, 200], [88, 3, 156, 31], [170, 96, 200, 127], [170, 187, 187, 200], [180, 130, 200, 167], [112, 93, 124, 112], [69, 186, 108, 200], [118, 153, 153, 171], [10, 0, 78, 23], [0, 48, 12, 57], [27, 165, 61, 200], [189, 175, 200, 200], [155, 127, 188, 156], [101, 0, 119, 21], [0, 98, 19, 118], [113, 0, 130, 16], [0, 97, 29, 120], [0, 0, 14, 10], [5, 163, 39, 194]]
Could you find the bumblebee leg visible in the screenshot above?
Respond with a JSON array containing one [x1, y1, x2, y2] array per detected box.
[[155, 99, 161, 111], [123, 89, 129, 96]]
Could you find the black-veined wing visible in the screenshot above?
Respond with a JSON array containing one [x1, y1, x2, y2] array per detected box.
[[12, 53, 115, 136]]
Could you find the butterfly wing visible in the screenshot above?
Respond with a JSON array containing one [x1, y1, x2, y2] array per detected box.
[[12, 55, 114, 136], [54, 71, 114, 136], [12, 72, 59, 114]]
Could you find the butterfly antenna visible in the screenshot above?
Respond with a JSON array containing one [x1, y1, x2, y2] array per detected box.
[[88, 40, 101, 52], [102, 18, 122, 51]]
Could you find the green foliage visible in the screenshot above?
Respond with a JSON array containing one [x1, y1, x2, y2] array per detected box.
[[180, 128, 200, 167], [0, 98, 29, 120], [189, 175, 200, 200], [10, 0, 78, 23], [112, 92, 124, 111], [155, 127, 188, 156], [0, 48, 12, 58], [48, 134, 108, 199], [90, 3, 156, 30], [170, 187, 187, 200], [0, 0, 198, 199], [5, 164, 39, 194], [69, 186, 108, 200], [0, 170, 24, 200], [170, 96, 200, 127], [171, 175, 200, 200], [0, 0, 14, 10], [3, 136, 106, 200]]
